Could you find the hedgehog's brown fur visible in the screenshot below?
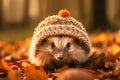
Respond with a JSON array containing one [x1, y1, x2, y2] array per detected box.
[[30, 36, 90, 72]]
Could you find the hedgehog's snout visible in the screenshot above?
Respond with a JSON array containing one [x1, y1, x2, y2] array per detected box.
[[55, 52, 64, 61], [57, 54, 64, 60]]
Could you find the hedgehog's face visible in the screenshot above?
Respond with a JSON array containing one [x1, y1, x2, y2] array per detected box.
[[51, 41, 71, 61], [36, 36, 88, 65], [46, 36, 73, 61]]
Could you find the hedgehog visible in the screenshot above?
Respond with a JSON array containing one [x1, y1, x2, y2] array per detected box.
[[29, 9, 92, 73]]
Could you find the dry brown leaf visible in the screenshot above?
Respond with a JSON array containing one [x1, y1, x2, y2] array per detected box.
[[106, 52, 116, 62], [56, 68, 94, 80], [7, 65, 23, 80], [7, 69, 23, 80]]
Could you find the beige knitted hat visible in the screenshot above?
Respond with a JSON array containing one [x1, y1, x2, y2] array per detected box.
[[29, 9, 91, 56]]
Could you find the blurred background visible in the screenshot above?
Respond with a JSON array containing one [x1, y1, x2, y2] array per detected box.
[[0, 0, 120, 41]]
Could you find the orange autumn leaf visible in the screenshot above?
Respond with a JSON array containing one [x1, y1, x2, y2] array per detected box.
[[0, 41, 6, 48], [24, 37, 31, 50], [115, 30, 120, 45], [23, 65, 48, 80], [89, 32, 111, 48], [4, 44, 15, 53], [0, 59, 10, 71], [108, 43, 120, 55], [21, 62, 31, 67], [14, 40, 24, 47], [98, 33, 108, 43]]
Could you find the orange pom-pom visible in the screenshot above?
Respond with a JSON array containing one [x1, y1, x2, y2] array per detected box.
[[58, 9, 70, 17]]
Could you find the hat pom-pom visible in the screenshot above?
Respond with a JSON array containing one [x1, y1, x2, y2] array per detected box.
[[58, 9, 70, 17]]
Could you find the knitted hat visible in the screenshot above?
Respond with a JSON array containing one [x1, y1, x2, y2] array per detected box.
[[29, 9, 91, 56]]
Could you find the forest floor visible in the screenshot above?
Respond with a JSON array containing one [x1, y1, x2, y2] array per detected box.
[[0, 30, 120, 80]]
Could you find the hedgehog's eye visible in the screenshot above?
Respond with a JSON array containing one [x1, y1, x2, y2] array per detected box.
[[67, 42, 71, 49], [51, 42, 55, 49], [40, 39, 47, 45]]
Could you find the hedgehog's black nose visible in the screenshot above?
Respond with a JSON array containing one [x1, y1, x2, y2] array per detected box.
[[58, 56, 63, 60], [57, 54, 64, 60]]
